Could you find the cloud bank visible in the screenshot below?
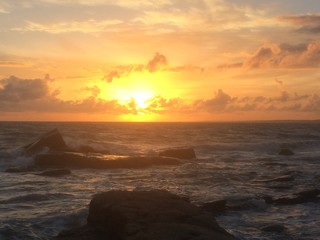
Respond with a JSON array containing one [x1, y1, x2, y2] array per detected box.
[[1, 76, 318, 117]]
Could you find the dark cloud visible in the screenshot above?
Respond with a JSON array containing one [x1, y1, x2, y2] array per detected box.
[[0, 76, 49, 102], [243, 40, 320, 68], [278, 14, 320, 34], [0, 76, 134, 114], [278, 14, 320, 26]]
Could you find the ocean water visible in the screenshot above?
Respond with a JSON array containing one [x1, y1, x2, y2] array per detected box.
[[0, 121, 319, 240]]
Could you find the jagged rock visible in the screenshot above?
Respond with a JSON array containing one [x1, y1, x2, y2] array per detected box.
[[35, 152, 180, 169], [159, 148, 196, 159], [23, 129, 69, 156], [263, 188, 320, 205], [261, 224, 286, 232], [278, 148, 294, 156], [56, 190, 237, 240], [38, 169, 71, 177]]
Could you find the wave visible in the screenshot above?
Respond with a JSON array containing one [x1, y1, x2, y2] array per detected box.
[[0, 149, 34, 171]]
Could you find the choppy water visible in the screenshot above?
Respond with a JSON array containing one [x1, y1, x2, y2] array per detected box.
[[0, 121, 320, 240]]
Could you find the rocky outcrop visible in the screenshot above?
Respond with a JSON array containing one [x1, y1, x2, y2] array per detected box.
[[23, 128, 69, 156], [57, 190, 236, 240], [159, 148, 196, 159], [35, 152, 180, 169]]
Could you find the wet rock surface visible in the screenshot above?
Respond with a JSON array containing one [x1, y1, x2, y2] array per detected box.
[[56, 190, 237, 240], [34, 152, 180, 169]]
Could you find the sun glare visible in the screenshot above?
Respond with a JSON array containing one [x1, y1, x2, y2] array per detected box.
[[131, 90, 154, 108]]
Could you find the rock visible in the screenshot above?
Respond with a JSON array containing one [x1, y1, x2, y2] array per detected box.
[[159, 148, 196, 159], [76, 145, 110, 155], [35, 152, 181, 169], [56, 190, 236, 240], [264, 188, 320, 205], [5, 166, 36, 173], [38, 169, 71, 177], [261, 224, 286, 232], [23, 129, 69, 156], [255, 175, 295, 183], [278, 148, 294, 156], [200, 199, 227, 215]]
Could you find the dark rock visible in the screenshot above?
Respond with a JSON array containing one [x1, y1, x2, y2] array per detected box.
[[76, 145, 110, 155], [261, 224, 286, 232], [23, 129, 69, 156], [255, 175, 295, 183], [278, 148, 294, 156], [159, 148, 196, 159], [264, 188, 320, 205], [56, 190, 236, 240], [200, 200, 227, 215], [35, 152, 180, 169], [5, 166, 36, 173], [38, 169, 71, 177]]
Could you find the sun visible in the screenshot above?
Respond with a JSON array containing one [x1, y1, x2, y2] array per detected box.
[[130, 90, 154, 109]]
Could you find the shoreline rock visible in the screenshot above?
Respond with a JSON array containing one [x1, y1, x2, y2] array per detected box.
[[35, 152, 181, 169], [56, 190, 237, 240]]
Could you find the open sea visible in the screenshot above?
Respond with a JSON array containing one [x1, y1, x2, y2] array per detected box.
[[0, 121, 319, 240]]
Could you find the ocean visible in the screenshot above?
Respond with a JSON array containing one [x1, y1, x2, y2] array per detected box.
[[0, 121, 319, 240]]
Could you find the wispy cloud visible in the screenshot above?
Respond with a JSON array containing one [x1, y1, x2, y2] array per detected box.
[[13, 19, 123, 33]]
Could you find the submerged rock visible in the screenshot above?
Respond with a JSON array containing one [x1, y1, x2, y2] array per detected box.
[[56, 190, 236, 240], [35, 152, 180, 169], [38, 169, 71, 177], [261, 224, 286, 232], [23, 128, 68, 156], [5, 166, 36, 173], [264, 188, 320, 205], [278, 148, 294, 156], [159, 148, 196, 159]]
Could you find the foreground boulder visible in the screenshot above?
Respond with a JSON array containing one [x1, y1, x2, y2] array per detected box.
[[159, 148, 196, 159], [57, 190, 236, 240], [35, 152, 180, 169], [23, 128, 69, 156]]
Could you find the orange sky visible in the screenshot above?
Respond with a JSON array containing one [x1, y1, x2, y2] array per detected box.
[[0, 0, 320, 121]]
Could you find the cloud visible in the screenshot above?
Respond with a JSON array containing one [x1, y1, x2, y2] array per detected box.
[[194, 89, 233, 112], [278, 14, 320, 26], [147, 52, 168, 73], [1, 76, 319, 116], [14, 19, 123, 33], [102, 53, 204, 83], [278, 13, 320, 34], [243, 39, 320, 68], [0, 76, 49, 102]]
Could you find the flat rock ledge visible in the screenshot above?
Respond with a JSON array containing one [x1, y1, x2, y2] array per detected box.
[[35, 153, 180, 169], [56, 190, 237, 240]]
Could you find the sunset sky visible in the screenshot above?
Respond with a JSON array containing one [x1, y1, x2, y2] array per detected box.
[[0, 0, 320, 121]]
